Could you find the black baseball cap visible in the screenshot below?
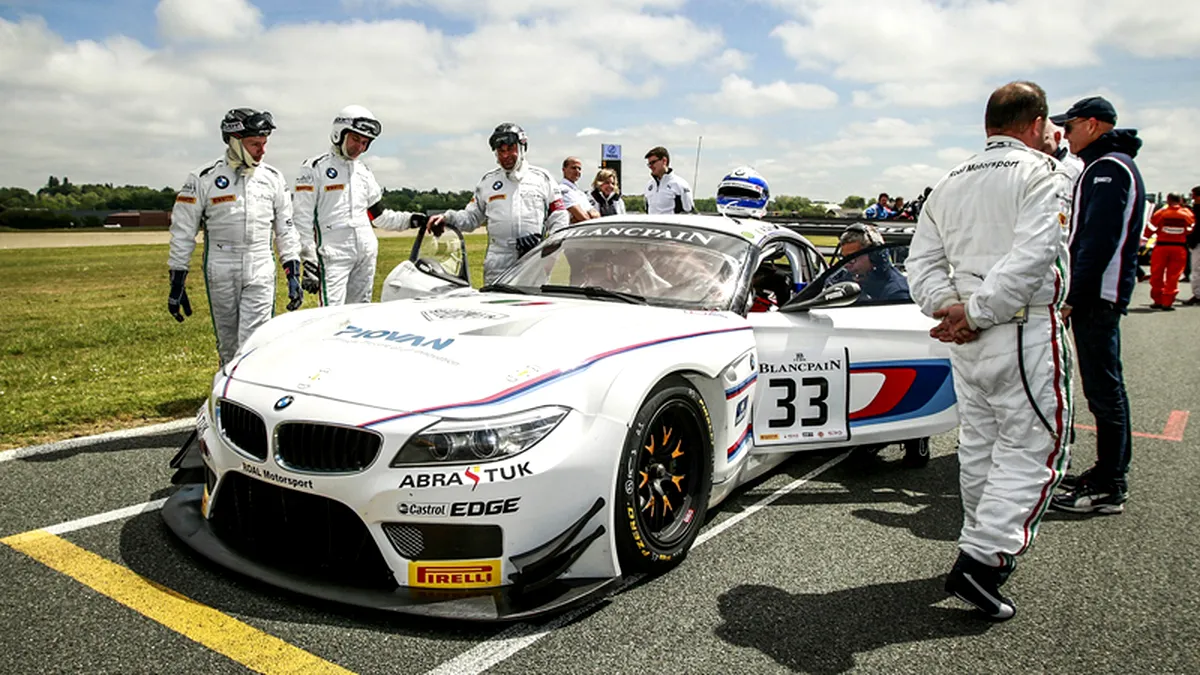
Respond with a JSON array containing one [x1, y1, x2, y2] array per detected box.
[[1050, 96, 1117, 126]]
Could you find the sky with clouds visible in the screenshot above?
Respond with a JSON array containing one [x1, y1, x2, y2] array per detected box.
[[1, 0, 1197, 203]]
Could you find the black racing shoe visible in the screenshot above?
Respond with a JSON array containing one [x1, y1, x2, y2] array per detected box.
[[1182, 296, 1200, 306], [1050, 483, 1127, 514], [945, 563, 1016, 621], [1057, 468, 1093, 491]]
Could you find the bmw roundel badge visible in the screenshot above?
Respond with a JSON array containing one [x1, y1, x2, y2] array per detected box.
[[326, 167, 338, 179], [492, 180, 503, 190], [274, 395, 294, 410], [214, 175, 229, 189]]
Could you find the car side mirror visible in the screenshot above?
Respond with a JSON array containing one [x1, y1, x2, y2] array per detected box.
[[780, 281, 860, 312]]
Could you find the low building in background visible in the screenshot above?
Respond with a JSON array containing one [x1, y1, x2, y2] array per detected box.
[[103, 211, 170, 228]]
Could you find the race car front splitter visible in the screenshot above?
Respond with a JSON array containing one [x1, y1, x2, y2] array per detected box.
[[162, 484, 618, 622]]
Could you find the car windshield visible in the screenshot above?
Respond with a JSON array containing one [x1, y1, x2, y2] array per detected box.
[[497, 223, 752, 310]]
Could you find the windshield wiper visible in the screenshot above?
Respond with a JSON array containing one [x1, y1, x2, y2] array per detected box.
[[479, 283, 530, 294], [539, 284, 646, 305]]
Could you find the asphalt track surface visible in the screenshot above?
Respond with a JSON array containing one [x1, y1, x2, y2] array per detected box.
[[2, 284, 1197, 675]]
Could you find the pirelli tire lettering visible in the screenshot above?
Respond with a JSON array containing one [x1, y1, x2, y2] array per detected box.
[[614, 376, 714, 574]]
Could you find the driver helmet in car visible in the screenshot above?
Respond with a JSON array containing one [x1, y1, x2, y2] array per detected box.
[[716, 166, 770, 219]]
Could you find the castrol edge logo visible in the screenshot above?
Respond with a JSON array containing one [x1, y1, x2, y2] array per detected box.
[[408, 560, 501, 589]]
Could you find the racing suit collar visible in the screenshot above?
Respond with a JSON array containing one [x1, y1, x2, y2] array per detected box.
[[984, 134, 1028, 150], [1077, 128, 1142, 164], [225, 139, 259, 177]]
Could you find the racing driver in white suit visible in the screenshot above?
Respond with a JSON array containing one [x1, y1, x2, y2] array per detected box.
[[907, 81, 1074, 621], [293, 105, 426, 305], [427, 123, 568, 285], [168, 108, 302, 367]]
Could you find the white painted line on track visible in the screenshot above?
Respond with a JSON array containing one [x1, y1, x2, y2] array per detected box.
[[29, 498, 167, 537], [425, 451, 851, 675], [0, 419, 192, 464]]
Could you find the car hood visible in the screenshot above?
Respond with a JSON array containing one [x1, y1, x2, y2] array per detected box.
[[228, 294, 741, 413]]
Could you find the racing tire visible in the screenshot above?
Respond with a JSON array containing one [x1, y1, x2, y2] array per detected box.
[[902, 437, 931, 468], [614, 376, 714, 575]]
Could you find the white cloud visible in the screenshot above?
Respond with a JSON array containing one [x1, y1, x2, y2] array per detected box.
[[879, 163, 948, 197], [709, 48, 752, 72], [1126, 106, 1200, 193], [693, 74, 838, 117], [674, 118, 698, 126], [156, 0, 263, 43], [0, 3, 724, 190], [356, 0, 687, 20], [767, 0, 1199, 108], [811, 117, 934, 153], [577, 127, 622, 137], [936, 147, 974, 163]]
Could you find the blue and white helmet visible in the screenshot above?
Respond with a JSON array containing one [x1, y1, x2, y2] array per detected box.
[[716, 166, 769, 218]]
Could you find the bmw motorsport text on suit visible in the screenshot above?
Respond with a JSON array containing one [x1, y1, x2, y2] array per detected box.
[[169, 158, 300, 366], [908, 136, 1074, 573]]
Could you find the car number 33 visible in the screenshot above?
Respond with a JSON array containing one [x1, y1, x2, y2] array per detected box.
[[752, 346, 850, 446]]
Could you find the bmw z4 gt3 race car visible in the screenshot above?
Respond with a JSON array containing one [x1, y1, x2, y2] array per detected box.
[[164, 214, 957, 621]]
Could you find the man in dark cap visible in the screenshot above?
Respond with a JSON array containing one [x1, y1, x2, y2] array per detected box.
[[1050, 96, 1145, 515]]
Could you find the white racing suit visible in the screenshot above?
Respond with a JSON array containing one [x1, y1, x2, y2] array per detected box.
[[293, 150, 417, 305], [169, 158, 300, 367], [439, 164, 567, 284], [907, 136, 1074, 572]]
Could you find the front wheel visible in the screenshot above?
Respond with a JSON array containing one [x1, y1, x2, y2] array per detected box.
[[614, 377, 714, 574]]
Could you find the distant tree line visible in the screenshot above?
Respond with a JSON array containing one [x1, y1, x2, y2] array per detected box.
[[0, 176, 870, 229]]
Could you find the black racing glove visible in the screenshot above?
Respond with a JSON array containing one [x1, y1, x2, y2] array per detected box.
[[409, 212, 428, 231], [283, 260, 303, 311], [516, 233, 541, 257], [301, 260, 321, 295], [168, 269, 192, 322]]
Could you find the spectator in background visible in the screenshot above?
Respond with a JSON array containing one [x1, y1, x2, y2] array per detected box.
[[1143, 193, 1195, 309], [1042, 120, 1084, 183], [561, 156, 600, 223], [863, 192, 893, 220], [1049, 95, 1145, 515], [589, 168, 625, 216], [907, 186, 933, 220], [644, 146, 694, 214], [891, 196, 908, 220], [1185, 186, 1200, 304]]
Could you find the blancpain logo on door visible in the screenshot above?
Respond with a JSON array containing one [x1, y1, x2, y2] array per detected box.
[[397, 462, 533, 490]]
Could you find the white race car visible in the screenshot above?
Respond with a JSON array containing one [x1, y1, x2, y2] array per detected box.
[[164, 214, 957, 621]]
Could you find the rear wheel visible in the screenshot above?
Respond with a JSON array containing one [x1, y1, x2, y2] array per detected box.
[[903, 437, 930, 468], [614, 377, 713, 574]]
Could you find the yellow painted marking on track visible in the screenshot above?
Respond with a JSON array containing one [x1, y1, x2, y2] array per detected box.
[[2, 530, 354, 675]]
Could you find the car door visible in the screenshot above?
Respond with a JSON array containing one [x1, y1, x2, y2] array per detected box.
[[747, 242, 956, 453]]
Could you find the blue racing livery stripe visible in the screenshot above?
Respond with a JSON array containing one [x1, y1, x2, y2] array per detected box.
[[727, 423, 752, 461], [725, 373, 757, 399]]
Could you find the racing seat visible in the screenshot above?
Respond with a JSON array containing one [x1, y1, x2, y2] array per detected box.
[[753, 262, 794, 306]]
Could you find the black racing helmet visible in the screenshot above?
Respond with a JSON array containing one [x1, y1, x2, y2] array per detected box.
[[221, 108, 275, 143], [488, 122, 527, 151]]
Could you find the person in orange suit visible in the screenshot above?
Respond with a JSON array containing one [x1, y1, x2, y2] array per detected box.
[[1144, 193, 1195, 310]]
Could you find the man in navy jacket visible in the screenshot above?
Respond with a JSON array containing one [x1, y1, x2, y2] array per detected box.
[[1050, 96, 1144, 515]]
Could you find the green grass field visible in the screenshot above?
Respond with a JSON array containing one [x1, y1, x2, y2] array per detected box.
[[0, 235, 490, 449]]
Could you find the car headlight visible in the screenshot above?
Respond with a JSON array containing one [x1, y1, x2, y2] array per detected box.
[[391, 406, 569, 466]]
